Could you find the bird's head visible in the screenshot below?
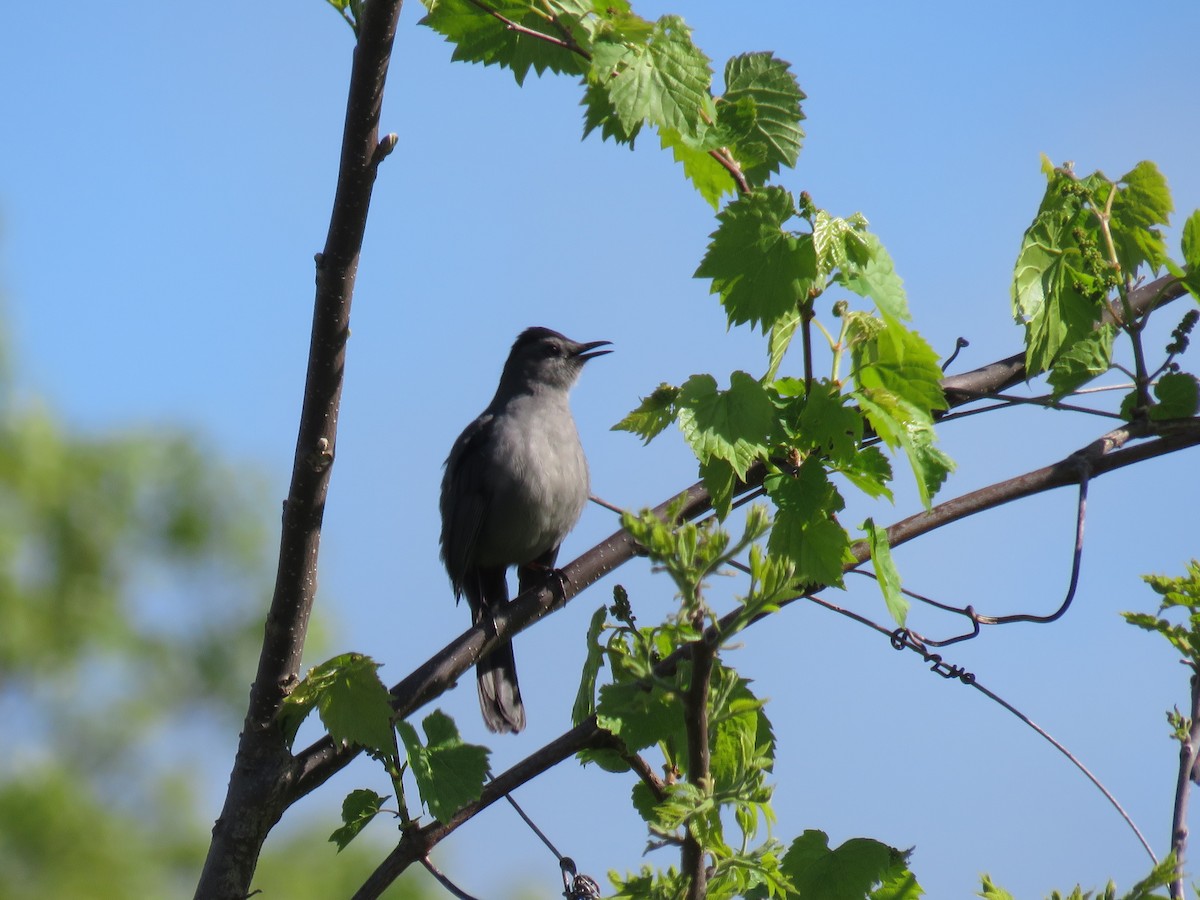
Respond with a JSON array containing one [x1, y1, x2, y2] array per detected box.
[[500, 326, 612, 393]]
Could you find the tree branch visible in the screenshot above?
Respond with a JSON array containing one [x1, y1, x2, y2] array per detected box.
[[194, 3, 405, 897], [288, 275, 1191, 801], [351, 719, 616, 900]]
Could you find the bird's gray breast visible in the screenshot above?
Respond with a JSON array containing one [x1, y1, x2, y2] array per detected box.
[[474, 392, 589, 567]]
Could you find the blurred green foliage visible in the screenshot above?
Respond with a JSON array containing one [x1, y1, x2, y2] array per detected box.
[[0, 330, 429, 899]]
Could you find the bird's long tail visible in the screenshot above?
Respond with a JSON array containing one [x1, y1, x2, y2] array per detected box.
[[476, 641, 525, 734]]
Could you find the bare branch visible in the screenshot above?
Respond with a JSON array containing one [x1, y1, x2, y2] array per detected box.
[[194, 2, 406, 897], [1170, 669, 1200, 899]]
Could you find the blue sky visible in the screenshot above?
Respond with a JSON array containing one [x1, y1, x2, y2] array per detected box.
[[3, 2, 1200, 897]]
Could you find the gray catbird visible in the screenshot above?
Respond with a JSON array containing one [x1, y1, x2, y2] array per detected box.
[[439, 327, 611, 733]]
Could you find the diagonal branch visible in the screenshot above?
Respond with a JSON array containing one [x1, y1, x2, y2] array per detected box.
[[288, 275, 1190, 800], [194, 2, 406, 897]]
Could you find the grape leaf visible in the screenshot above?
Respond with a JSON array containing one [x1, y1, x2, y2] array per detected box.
[[278, 653, 395, 756], [676, 372, 775, 480], [572, 605, 609, 725], [836, 231, 910, 322], [765, 458, 849, 588], [863, 518, 906, 625], [1110, 160, 1173, 274], [1047, 324, 1116, 399], [420, 0, 591, 85], [720, 51, 805, 185], [396, 711, 490, 824], [1150, 372, 1200, 420], [613, 382, 679, 443], [329, 789, 388, 852], [659, 127, 736, 207], [590, 15, 712, 138], [695, 187, 817, 331], [780, 830, 908, 900]]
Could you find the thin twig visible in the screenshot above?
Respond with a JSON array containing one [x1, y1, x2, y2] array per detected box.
[[1170, 667, 1200, 899], [421, 857, 480, 900]]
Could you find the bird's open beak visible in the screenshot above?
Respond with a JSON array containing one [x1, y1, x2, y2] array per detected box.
[[575, 340, 613, 362]]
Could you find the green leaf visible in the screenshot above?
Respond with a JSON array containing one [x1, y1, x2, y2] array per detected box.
[[978, 874, 1016, 900], [863, 519, 906, 625], [765, 458, 849, 588], [833, 445, 894, 502], [596, 678, 686, 753], [328, 789, 388, 852], [590, 15, 712, 138], [849, 316, 952, 506], [781, 830, 908, 900], [719, 51, 805, 185], [1182, 209, 1200, 269], [850, 316, 946, 416], [278, 653, 395, 756], [572, 606, 609, 725], [766, 309, 802, 381], [1046, 324, 1116, 398], [699, 455, 737, 520], [613, 382, 679, 443], [857, 393, 953, 508], [395, 711, 490, 824], [792, 379, 864, 461], [676, 372, 776, 480], [659, 127, 736, 208], [1150, 372, 1200, 420], [837, 232, 910, 321], [695, 187, 817, 332], [709, 673, 774, 793], [1110, 160, 1173, 274], [581, 78, 644, 145], [420, 0, 591, 85], [1012, 206, 1100, 374]]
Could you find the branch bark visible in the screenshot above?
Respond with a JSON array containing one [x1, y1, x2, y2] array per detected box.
[[194, 3, 405, 897]]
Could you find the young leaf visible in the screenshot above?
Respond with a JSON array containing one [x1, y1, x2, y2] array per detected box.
[[765, 458, 849, 588], [834, 445, 894, 502], [613, 382, 680, 443], [420, 0, 591, 85], [316, 654, 397, 757], [836, 232, 910, 322], [676, 372, 776, 480], [1150, 372, 1200, 420], [328, 788, 388, 852], [596, 677, 687, 753], [695, 187, 817, 332], [1012, 204, 1100, 374], [863, 518, 907, 625], [1182, 208, 1200, 270], [780, 830, 908, 900], [590, 15, 712, 138], [719, 51, 805, 185], [1109, 160, 1173, 274], [660, 127, 737, 207], [278, 653, 395, 756], [1046, 324, 1116, 398], [572, 606, 609, 725], [395, 711, 490, 824]]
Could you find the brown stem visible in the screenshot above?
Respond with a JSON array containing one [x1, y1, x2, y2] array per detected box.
[[193, 2, 405, 897], [1170, 668, 1200, 899], [682, 636, 715, 899]]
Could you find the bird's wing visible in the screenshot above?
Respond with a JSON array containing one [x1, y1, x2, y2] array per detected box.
[[439, 412, 496, 599]]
